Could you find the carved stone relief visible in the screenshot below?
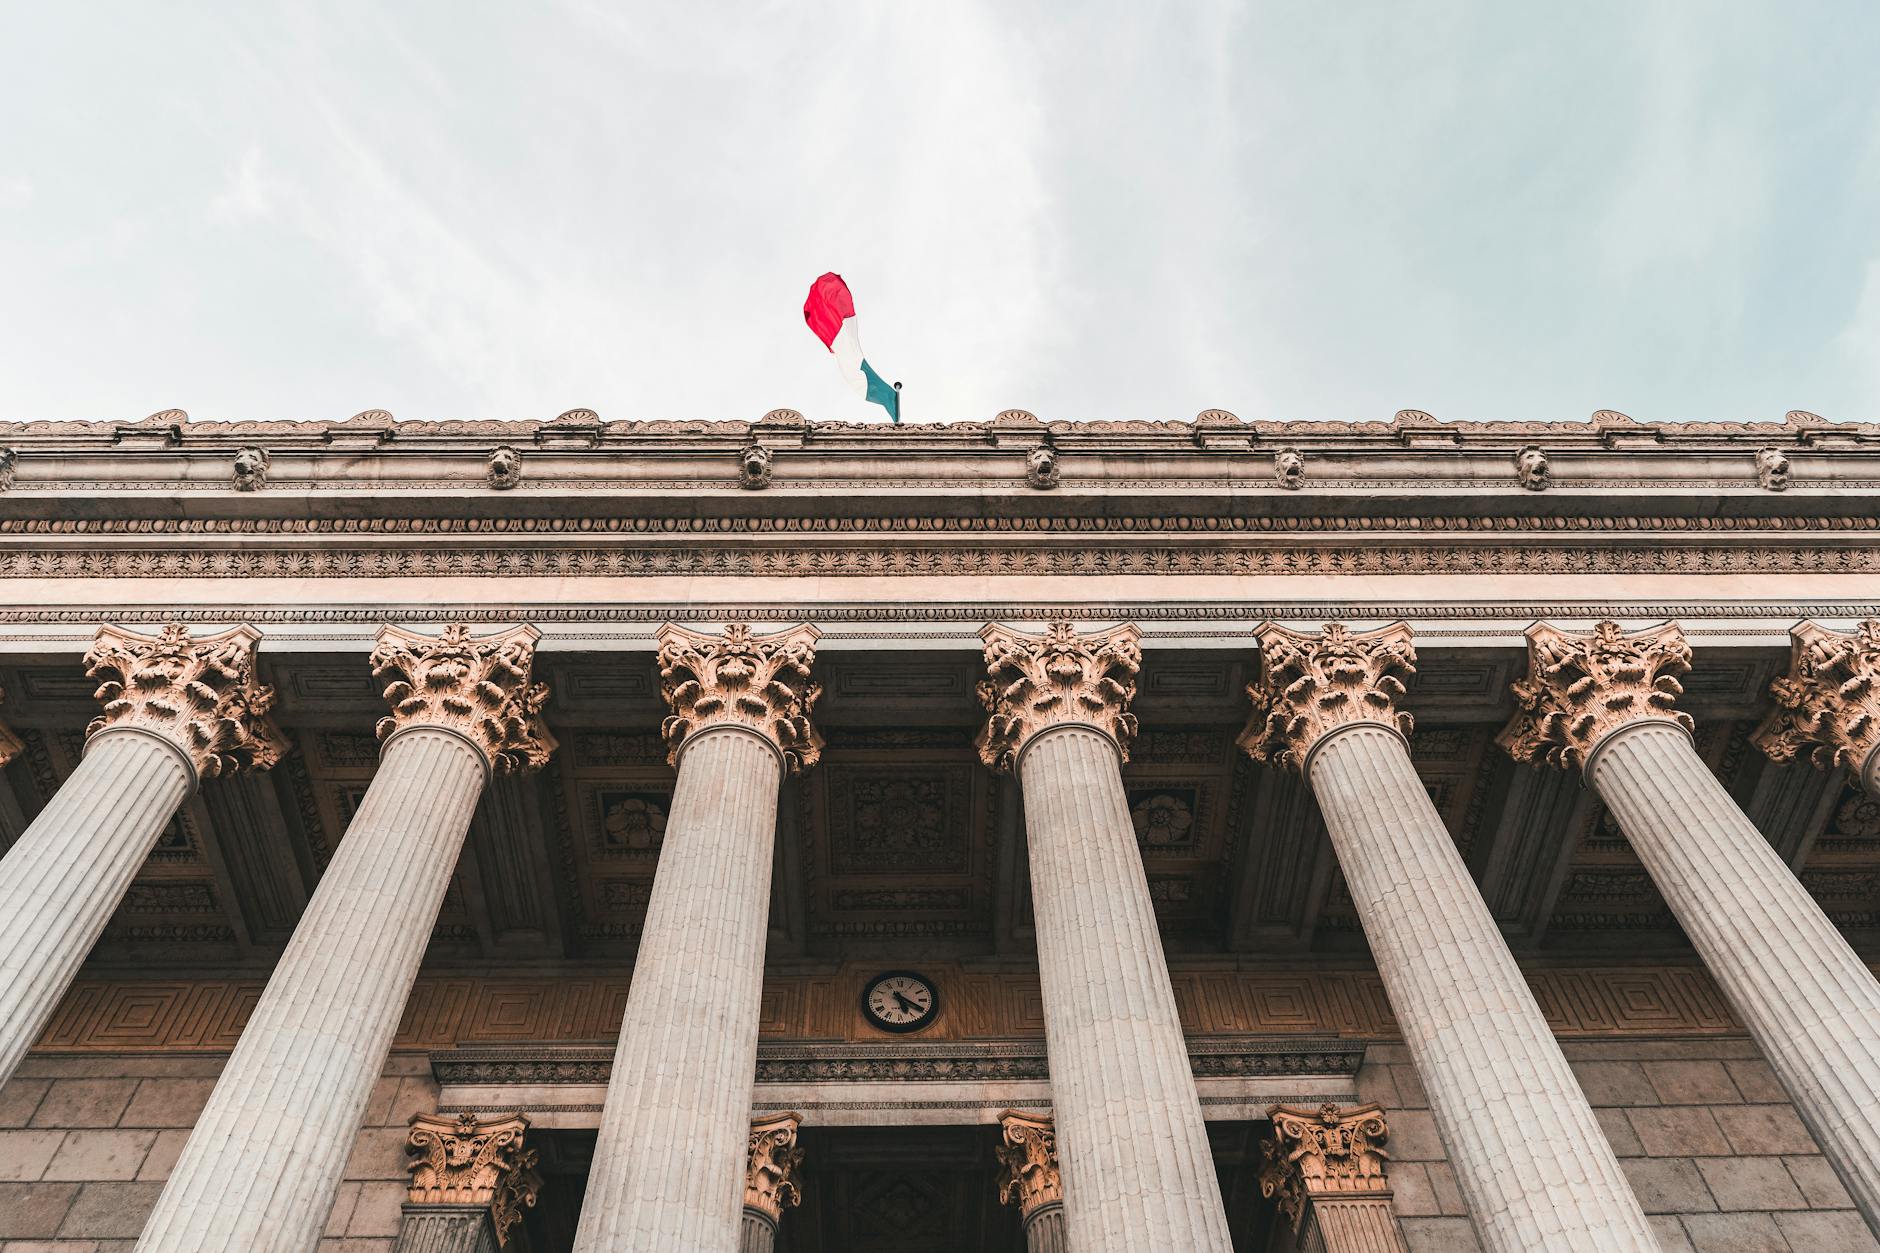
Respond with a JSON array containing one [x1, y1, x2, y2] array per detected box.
[[1238, 621, 1416, 772], [370, 623, 556, 774], [656, 621, 821, 770], [1499, 620, 1694, 770], [84, 623, 288, 780]]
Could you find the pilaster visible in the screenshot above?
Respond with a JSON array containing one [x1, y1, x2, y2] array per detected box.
[[742, 1112, 804, 1253], [397, 1112, 542, 1252], [997, 1110, 1066, 1253], [1753, 619, 1880, 794], [1259, 1104, 1407, 1253]]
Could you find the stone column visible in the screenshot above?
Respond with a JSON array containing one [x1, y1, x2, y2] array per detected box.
[[395, 1112, 542, 1253], [977, 621, 1233, 1252], [996, 1110, 1067, 1253], [1259, 1104, 1408, 1253], [1506, 619, 1880, 1234], [0, 623, 285, 1086], [741, 1112, 804, 1253], [1243, 622, 1655, 1253], [136, 624, 554, 1253], [573, 623, 821, 1252]]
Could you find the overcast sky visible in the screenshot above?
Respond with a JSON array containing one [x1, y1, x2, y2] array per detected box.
[[2, 3, 1877, 425]]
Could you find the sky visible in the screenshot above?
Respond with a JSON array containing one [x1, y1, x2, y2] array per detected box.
[[1, 2, 1877, 425]]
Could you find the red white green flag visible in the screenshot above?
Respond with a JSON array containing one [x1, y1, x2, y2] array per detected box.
[[803, 272, 900, 423]]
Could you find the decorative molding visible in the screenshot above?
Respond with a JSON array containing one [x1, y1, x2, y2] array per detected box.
[[405, 1111, 541, 1247], [1259, 1103, 1393, 1231], [655, 621, 822, 771], [370, 623, 556, 775], [1754, 620, 1880, 786], [996, 1110, 1061, 1220], [744, 1112, 804, 1222], [1239, 622, 1416, 771], [1499, 620, 1695, 770], [83, 623, 287, 779], [976, 620, 1141, 771]]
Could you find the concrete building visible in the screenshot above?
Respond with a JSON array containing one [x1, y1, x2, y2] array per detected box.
[[0, 406, 1878, 1251]]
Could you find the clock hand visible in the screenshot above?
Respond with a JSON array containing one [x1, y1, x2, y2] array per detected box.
[[893, 991, 920, 1015]]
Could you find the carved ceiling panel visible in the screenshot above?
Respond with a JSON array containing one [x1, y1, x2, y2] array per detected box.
[[548, 729, 676, 953]]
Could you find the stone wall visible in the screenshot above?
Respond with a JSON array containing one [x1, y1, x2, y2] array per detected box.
[[0, 1051, 437, 1252]]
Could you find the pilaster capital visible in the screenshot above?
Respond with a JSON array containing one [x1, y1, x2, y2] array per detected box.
[[0, 681, 21, 767], [745, 1112, 804, 1223], [656, 622, 823, 772], [1259, 1103, 1393, 1231], [995, 1110, 1062, 1221], [1237, 622, 1415, 772], [1753, 620, 1880, 787], [371, 623, 556, 775], [405, 1112, 541, 1247], [975, 621, 1141, 771], [1498, 620, 1694, 771], [83, 623, 287, 781]]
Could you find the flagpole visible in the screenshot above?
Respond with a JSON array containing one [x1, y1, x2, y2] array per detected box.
[[892, 381, 903, 425]]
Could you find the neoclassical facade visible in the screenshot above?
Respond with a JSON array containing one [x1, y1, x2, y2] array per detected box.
[[1, 407, 1879, 1251]]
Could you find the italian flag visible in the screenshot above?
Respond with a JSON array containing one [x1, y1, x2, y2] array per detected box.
[[803, 272, 900, 423]]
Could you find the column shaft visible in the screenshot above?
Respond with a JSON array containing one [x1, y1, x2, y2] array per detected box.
[[1308, 725, 1656, 1251], [137, 728, 488, 1253], [1019, 725, 1232, 1253], [1591, 722, 1880, 1227], [574, 728, 783, 1251], [0, 731, 192, 1083]]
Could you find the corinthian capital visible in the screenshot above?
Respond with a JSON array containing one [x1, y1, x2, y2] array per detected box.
[[745, 1112, 804, 1223], [996, 1110, 1062, 1221], [975, 621, 1140, 771], [84, 623, 287, 780], [1259, 1103, 1393, 1231], [406, 1112, 541, 1246], [0, 682, 21, 767], [1498, 620, 1693, 770], [657, 622, 822, 771], [1238, 622, 1415, 772], [371, 624, 556, 774], [1754, 620, 1880, 787]]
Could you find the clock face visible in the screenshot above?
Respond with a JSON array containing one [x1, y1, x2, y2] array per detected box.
[[861, 971, 938, 1034]]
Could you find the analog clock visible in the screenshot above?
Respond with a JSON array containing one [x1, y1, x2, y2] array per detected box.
[[861, 971, 939, 1034]]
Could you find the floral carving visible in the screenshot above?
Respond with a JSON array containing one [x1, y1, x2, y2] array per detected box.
[[486, 445, 522, 490], [370, 623, 556, 774], [741, 443, 773, 490], [84, 623, 287, 779], [406, 1112, 541, 1246], [1274, 447, 1305, 489], [976, 621, 1140, 770], [657, 622, 822, 771], [601, 795, 668, 850], [1498, 620, 1694, 770], [1754, 620, 1880, 786], [1238, 622, 1416, 772], [232, 446, 270, 491], [1515, 445, 1549, 490], [1756, 447, 1791, 491], [1130, 791, 1196, 846], [1259, 1103, 1392, 1232], [996, 1110, 1062, 1220], [745, 1112, 804, 1223], [1026, 444, 1058, 490]]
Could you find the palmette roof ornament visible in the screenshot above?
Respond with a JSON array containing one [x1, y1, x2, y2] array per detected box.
[[745, 1113, 805, 1223], [976, 621, 1141, 771], [656, 622, 822, 771], [1259, 1103, 1393, 1231], [1753, 620, 1880, 786], [370, 623, 556, 774], [406, 1112, 541, 1246], [1499, 620, 1694, 770], [1238, 622, 1415, 772], [84, 623, 287, 780], [996, 1110, 1062, 1220]]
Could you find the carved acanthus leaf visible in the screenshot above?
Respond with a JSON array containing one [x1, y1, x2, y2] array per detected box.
[[1238, 622, 1415, 771], [405, 1112, 541, 1246], [370, 623, 556, 774], [1498, 620, 1693, 770], [996, 1110, 1062, 1219], [1753, 620, 1880, 783], [1259, 1103, 1393, 1232], [975, 621, 1140, 771], [745, 1112, 804, 1222], [657, 622, 822, 771], [84, 623, 287, 779]]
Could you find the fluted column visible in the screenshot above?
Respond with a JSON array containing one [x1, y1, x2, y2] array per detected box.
[[137, 624, 555, 1253], [1245, 622, 1654, 1252], [0, 623, 285, 1086], [997, 1111, 1067, 1253], [393, 1112, 542, 1253], [574, 623, 821, 1252], [1260, 1104, 1408, 1253], [741, 1113, 804, 1253], [977, 621, 1232, 1252], [1506, 619, 1880, 1235]]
